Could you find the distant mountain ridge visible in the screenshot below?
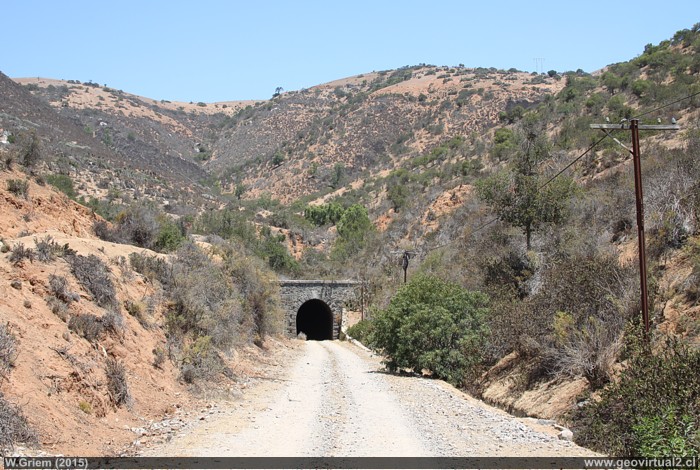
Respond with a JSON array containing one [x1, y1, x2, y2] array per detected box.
[[5, 66, 563, 207]]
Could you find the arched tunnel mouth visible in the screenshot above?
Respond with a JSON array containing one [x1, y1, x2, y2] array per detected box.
[[296, 299, 334, 341]]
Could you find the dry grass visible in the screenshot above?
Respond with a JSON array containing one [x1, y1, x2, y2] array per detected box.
[[105, 358, 131, 408], [0, 392, 38, 450], [68, 254, 117, 308], [0, 323, 18, 381]]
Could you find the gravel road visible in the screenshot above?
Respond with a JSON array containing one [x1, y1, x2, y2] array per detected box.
[[144, 340, 597, 457]]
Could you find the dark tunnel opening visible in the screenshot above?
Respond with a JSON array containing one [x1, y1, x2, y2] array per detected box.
[[296, 299, 334, 341]]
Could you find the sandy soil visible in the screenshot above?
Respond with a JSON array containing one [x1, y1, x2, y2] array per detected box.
[[143, 340, 598, 457]]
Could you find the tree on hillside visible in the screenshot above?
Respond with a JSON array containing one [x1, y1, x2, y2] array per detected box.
[[477, 116, 577, 250], [234, 182, 246, 200], [18, 130, 42, 170], [386, 169, 412, 212], [332, 204, 374, 259], [370, 274, 489, 387]]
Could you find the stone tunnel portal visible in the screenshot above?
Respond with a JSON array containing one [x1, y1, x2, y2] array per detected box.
[[296, 299, 334, 341]]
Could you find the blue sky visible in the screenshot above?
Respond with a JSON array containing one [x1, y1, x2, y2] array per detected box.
[[2, 1, 696, 102]]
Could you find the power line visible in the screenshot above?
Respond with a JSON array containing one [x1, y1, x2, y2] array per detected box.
[[537, 133, 609, 191], [590, 119, 681, 338], [631, 90, 700, 121], [416, 90, 700, 258], [426, 133, 609, 254]]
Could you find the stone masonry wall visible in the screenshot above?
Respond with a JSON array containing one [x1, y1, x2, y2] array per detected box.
[[279, 280, 362, 339]]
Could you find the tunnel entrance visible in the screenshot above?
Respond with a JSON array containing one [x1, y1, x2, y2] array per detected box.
[[296, 299, 334, 340]]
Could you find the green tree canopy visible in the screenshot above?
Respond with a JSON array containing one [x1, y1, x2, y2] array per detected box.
[[477, 171, 576, 250], [370, 275, 489, 386], [332, 204, 374, 259], [477, 116, 577, 249]]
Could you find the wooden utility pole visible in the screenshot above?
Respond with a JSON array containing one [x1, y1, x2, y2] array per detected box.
[[590, 119, 680, 337], [391, 250, 418, 284], [402, 251, 410, 284]]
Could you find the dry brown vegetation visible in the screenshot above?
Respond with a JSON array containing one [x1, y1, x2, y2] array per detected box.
[[0, 168, 285, 454], [1, 23, 699, 457]]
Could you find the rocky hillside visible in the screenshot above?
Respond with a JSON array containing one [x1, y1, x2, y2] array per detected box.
[[10, 66, 563, 206], [1, 23, 699, 457], [0, 166, 182, 454], [0, 163, 294, 454], [210, 66, 564, 203], [3, 74, 232, 213]]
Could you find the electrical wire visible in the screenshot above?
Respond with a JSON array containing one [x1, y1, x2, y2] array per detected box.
[[415, 91, 699, 257], [537, 133, 609, 190], [475, 135, 608, 238], [631, 90, 700, 121]]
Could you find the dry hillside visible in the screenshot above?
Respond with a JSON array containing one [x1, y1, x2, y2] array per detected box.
[[0, 166, 288, 455], [212, 66, 565, 204], [1, 24, 699, 457]]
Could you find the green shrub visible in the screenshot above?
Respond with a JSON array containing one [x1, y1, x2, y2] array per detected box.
[[78, 400, 92, 414], [166, 242, 243, 349], [18, 130, 41, 168], [194, 206, 257, 243], [371, 274, 489, 386], [631, 79, 652, 98], [387, 183, 409, 212], [101, 129, 112, 147], [256, 231, 299, 274], [272, 151, 284, 166], [633, 408, 698, 457], [6, 179, 29, 198], [573, 329, 700, 457], [154, 217, 185, 252], [347, 319, 374, 345], [491, 127, 518, 162], [179, 335, 226, 383], [332, 204, 374, 259], [304, 202, 345, 226], [330, 163, 345, 189], [44, 174, 76, 199], [94, 202, 184, 253], [223, 245, 284, 345]]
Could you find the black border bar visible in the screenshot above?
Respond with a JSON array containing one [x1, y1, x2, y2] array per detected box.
[[3, 456, 699, 469]]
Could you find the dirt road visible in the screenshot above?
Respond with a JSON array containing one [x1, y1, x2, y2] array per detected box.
[[144, 341, 596, 457]]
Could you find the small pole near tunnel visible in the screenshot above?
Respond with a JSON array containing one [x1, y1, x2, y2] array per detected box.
[[402, 251, 410, 284], [392, 250, 418, 284], [590, 118, 679, 339]]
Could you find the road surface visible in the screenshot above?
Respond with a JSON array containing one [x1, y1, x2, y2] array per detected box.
[[143, 340, 596, 457]]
